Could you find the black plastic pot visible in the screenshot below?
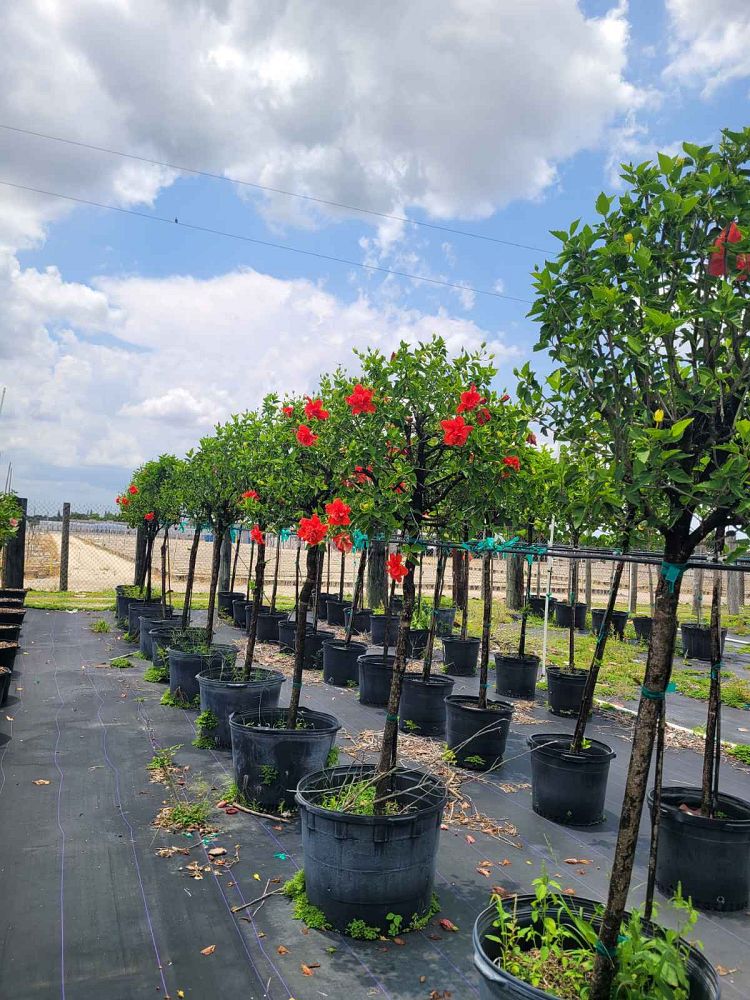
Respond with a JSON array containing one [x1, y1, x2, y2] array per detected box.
[[473, 895, 720, 1000], [369, 613, 399, 647], [115, 589, 136, 623], [322, 640, 367, 686], [0, 625, 21, 645], [407, 628, 429, 658], [256, 611, 287, 642], [528, 594, 556, 618], [231, 707, 340, 809], [494, 653, 539, 699], [546, 667, 588, 717], [344, 607, 372, 635], [0, 643, 19, 672], [444, 696, 513, 770], [529, 733, 615, 826], [302, 629, 335, 669], [441, 636, 480, 676], [591, 608, 628, 640], [244, 602, 271, 634], [0, 665, 11, 707], [648, 785, 750, 912], [0, 608, 25, 627], [633, 615, 653, 642], [325, 599, 351, 626], [0, 587, 26, 601], [197, 666, 284, 748], [278, 619, 309, 652], [151, 626, 204, 667], [0, 597, 24, 606], [358, 653, 396, 706], [554, 602, 587, 630], [398, 674, 455, 736], [127, 602, 164, 638], [681, 623, 728, 661], [167, 644, 238, 703], [232, 598, 251, 628], [139, 616, 174, 658], [218, 590, 244, 617], [296, 764, 446, 932], [433, 606, 457, 637]]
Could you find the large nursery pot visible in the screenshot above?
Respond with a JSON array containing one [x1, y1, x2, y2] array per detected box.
[[546, 666, 588, 717], [554, 601, 587, 630], [0, 624, 21, 645], [256, 611, 287, 642], [681, 623, 728, 661], [0, 597, 24, 606], [442, 636, 480, 676], [218, 590, 244, 617], [0, 643, 19, 672], [358, 653, 396, 707], [407, 628, 429, 658], [398, 674, 455, 736], [127, 602, 164, 638], [151, 626, 205, 669], [116, 589, 148, 624], [0, 665, 11, 707], [369, 613, 398, 647], [302, 629, 335, 669], [197, 665, 284, 748], [326, 599, 351, 627], [494, 653, 539, 699], [528, 594, 556, 618], [344, 607, 373, 635], [591, 607, 628, 640], [472, 894, 720, 1000], [232, 598, 251, 628], [322, 640, 367, 686], [633, 615, 653, 642], [244, 602, 271, 633], [0, 588, 27, 601], [139, 615, 174, 658], [168, 643, 237, 703], [278, 619, 309, 652], [433, 605, 457, 637], [0, 608, 25, 627], [648, 785, 750, 912], [295, 764, 447, 933], [230, 706, 340, 809], [529, 733, 615, 827], [444, 695, 514, 770]]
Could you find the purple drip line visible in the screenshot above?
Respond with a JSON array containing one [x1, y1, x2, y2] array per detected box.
[[85, 671, 170, 997]]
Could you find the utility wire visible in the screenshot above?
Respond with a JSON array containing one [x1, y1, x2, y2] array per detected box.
[[0, 178, 532, 303], [0, 123, 552, 254]]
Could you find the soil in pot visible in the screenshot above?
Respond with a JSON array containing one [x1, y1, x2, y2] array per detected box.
[[196, 665, 284, 749], [167, 643, 237, 704], [473, 892, 720, 1000], [649, 785, 750, 911], [358, 653, 396, 706], [633, 615, 653, 642], [326, 599, 351, 627], [256, 611, 287, 643], [441, 636, 480, 676], [494, 653, 539, 699], [591, 607, 628, 640], [681, 623, 728, 661], [398, 674, 455, 736], [444, 695, 514, 770], [554, 602, 587, 630], [529, 733, 615, 826], [344, 607, 373, 635], [322, 640, 367, 686], [230, 706, 340, 810], [0, 642, 19, 672], [295, 764, 446, 932], [218, 590, 244, 617], [546, 667, 588, 717]]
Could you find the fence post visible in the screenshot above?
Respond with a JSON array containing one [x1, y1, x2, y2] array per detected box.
[[3, 497, 27, 588], [59, 502, 71, 591], [628, 560, 638, 614]]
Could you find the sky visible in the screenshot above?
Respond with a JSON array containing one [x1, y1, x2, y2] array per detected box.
[[0, 0, 748, 511]]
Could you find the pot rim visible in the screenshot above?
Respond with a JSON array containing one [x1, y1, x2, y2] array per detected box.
[[528, 732, 615, 762], [229, 706, 340, 737], [295, 763, 446, 824], [648, 784, 750, 832], [441, 635, 480, 646], [402, 672, 455, 689], [444, 693, 514, 716], [197, 665, 284, 688]]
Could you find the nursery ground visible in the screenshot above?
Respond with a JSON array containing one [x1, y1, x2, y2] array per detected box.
[[1, 610, 749, 999]]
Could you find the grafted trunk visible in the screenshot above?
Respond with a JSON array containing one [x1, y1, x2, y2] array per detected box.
[[286, 544, 319, 727], [269, 535, 281, 613], [160, 527, 168, 617], [205, 528, 223, 645], [367, 538, 388, 609], [181, 526, 201, 629], [230, 528, 242, 591], [701, 528, 725, 817], [243, 537, 267, 676], [505, 552, 524, 610]]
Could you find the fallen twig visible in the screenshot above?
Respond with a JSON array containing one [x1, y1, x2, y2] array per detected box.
[[231, 887, 284, 913], [226, 801, 290, 823]]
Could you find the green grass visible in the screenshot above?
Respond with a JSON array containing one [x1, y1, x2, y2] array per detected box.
[[143, 664, 169, 683], [90, 619, 110, 633], [110, 656, 132, 669], [163, 801, 211, 830], [727, 744, 750, 765], [672, 669, 750, 709], [24, 589, 215, 612]]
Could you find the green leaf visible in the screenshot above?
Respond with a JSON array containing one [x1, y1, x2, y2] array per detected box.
[[595, 192, 612, 216], [670, 418, 693, 441]]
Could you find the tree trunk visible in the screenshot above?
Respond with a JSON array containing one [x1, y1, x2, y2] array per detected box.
[[160, 527, 168, 617], [230, 527, 242, 591], [518, 523, 534, 659], [589, 554, 686, 999], [181, 526, 201, 629], [145, 532, 155, 602], [218, 528, 231, 593], [244, 538, 266, 676], [286, 544, 319, 727], [727, 531, 741, 615], [382, 578, 397, 662], [134, 523, 148, 588], [245, 540, 256, 599], [459, 548, 470, 640], [205, 528, 223, 645], [478, 552, 493, 710], [701, 528, 725, 817], [505, 552, 524, 610], [367, 538, 388, 609], [584, 559, 592, 610], [628, 560, 638, 614], [452, 548, 468, 610], [568, 539, 579, 669], [422, 549, 447, 682], [338, 550, 346, 601], [269, 535, 281, 613], [692, 561, 704, 622]]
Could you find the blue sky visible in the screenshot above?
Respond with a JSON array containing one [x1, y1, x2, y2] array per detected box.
[[1, 1, 748, 507]]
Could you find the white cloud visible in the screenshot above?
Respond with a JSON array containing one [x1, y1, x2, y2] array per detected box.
[[664, 1, 750, 95], [0, 1, 643, 248]]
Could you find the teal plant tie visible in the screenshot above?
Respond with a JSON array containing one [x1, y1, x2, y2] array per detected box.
[[385, 713, 399, 723], [291, 680, 302, 689], [352, 529, 369, 551], [479, 682, 490, 689], [660, 561, 687, 593], [710, 663, 722, 680], [595, 940, 617, 959], [642, 682, 676, 700]]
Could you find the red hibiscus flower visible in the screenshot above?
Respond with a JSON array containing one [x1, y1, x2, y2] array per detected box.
[[325, 497, 351, 526], [708, 222, 748, 279], [476, 407, 491, 426], [128, 484, 139, 495], [526, 432, 537, 446], [346, 384, 376, 415], [282, 404, 295, 418], [456, 384, 485, 413], [387, 553, 409, 583], [297, 513, 328, 546], [120, 497, 129, 507], [440, 414, 473, 446], [115, 496, 122, 505], [296, 424, 319, 447], [333, 532, 353, 554], [144, 512, 155, 521], [392, 481, 408, 494], [250, 524, 265, 545], [500, 394, 510, 403], [503, 455, 521, 472], [242, 489, 260, 501], [353, 465, 373, 484], [304, 397, 330, 421]]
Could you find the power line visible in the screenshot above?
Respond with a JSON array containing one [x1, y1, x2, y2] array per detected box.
[[0, 178, 532, 303], [0, 123, 552, 254]]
